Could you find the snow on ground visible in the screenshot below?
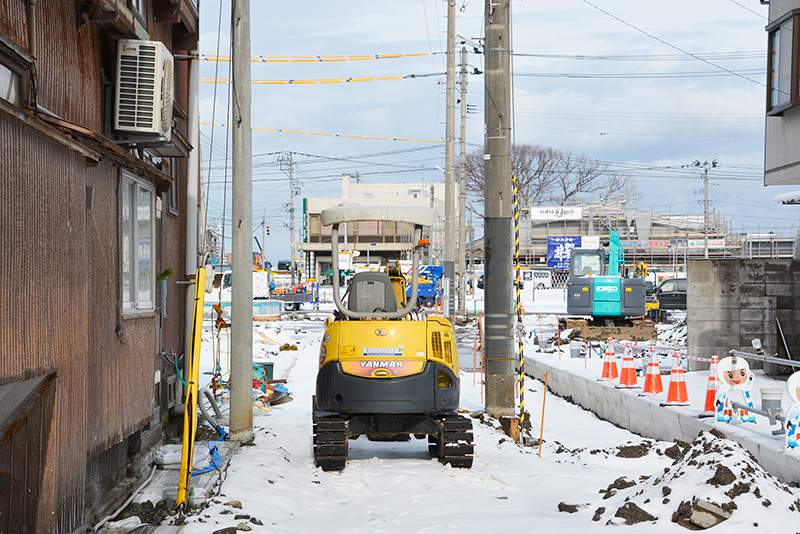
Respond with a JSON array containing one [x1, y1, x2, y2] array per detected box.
[[165, 289, 800, 533]]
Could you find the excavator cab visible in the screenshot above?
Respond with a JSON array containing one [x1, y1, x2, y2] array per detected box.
[[567, 247, 647, 324], [312, 205, 474, 471]]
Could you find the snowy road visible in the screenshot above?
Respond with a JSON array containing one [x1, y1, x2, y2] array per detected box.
[[172, 303, 800, 533]]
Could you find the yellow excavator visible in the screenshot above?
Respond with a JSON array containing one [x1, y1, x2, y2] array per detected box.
[[313, 205, 474, 471]]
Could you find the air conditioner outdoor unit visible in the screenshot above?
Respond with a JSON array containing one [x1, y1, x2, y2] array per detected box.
[[114, 39, 174, 137]]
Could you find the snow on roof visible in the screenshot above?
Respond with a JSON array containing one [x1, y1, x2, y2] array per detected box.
[[772, 190, 800, 205]]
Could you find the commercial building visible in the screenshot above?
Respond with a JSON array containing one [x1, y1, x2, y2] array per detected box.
[[299, 174, 460, 282]]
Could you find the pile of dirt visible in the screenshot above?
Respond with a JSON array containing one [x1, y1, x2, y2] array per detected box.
[[558, 430, 800, 529], [118, 500, 171, 526], [657, 314, 686, 347]]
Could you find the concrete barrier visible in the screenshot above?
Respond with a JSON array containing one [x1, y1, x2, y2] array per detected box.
[[526, 355, 800, 483]]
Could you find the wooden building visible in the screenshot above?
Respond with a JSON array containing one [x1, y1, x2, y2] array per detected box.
[[0, 1, 199, 532]]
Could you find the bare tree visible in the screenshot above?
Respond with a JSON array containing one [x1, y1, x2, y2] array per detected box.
[[462, 144, 630, 217]]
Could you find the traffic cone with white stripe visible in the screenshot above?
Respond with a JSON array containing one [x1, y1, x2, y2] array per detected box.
[[599, 337, 618, 380], [616, 341, 638, 389], [701, 355, 720, 416], [640, 345, 663, 395], [660, 348, 690, 406]]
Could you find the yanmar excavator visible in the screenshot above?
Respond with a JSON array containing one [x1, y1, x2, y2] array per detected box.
[[312, 205, 474, 471]]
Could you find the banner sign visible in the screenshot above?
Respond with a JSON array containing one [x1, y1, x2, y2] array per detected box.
[[547, 236, 581, 270], [302, 198, 308, 243], [530, 206, 583, 221], [688, 239, 725, 248], [581, 235, 600, 249], [621, 240, 671, 248]]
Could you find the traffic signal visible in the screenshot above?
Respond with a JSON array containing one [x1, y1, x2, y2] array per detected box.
[[266, 226, 270, 235]]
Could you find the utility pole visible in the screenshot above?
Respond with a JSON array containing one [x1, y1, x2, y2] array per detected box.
[[289, 153, 297, 287], [429, 184, 435, 265], [704, 164, 709, 260], [483, 0, 515, 418], [280, 152, 298, 287], [468, 217, 474, 282], [261, 211, 266, 270], [457, 45, 468, 317], [229, 0, 253, 442], [694, 159, 717, 259], [444, 0, 456, 319]]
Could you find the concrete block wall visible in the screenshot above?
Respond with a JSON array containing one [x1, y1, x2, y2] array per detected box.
[[687, 259, 800, 373]]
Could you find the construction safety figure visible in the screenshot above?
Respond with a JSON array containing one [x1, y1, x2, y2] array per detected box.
[[715, 356, 756, 423], [785, 371, 800, 448]]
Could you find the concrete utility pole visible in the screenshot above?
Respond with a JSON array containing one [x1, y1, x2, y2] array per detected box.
[[457, 45, 468, 316], [229, 0, 253, 442], [289, 153, 297, 286], [261, 211, 266, 270], [695, 159, 717, 259], [483, 0, 515, 417], [444, 0, 457, 319], [279, 152, 298, 286]]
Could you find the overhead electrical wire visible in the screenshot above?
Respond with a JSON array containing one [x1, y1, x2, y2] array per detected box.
[[580, 0, 766, 88], [513, 69, 765, 79], [198, 52, 438, 62], [728, 0, 768, 20], [200, 121, 444, 144], [512, 51, 766, 61], [200, 73, 444, 85]]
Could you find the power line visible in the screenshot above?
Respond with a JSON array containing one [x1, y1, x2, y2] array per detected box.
[[513, 69, 765, 79], [512, 51, 765, 61], [727, 0, 768, 20], [580, 0, 766, 88]]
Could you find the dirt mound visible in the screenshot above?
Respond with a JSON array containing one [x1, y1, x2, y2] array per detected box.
[[118, 500, 171, 526], [558, 431, 800, 529]]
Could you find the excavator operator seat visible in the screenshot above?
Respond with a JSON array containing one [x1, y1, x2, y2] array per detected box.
[[347, 272, 398, 313]]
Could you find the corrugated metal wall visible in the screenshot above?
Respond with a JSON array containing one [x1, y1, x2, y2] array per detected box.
[[0, 2, 29, 49], [0, 110, 90, 533], [0, 1, 194, 532]]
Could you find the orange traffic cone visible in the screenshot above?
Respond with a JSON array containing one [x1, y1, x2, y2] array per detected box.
[[640, 345, 663, 395], [701, 355, 720, 415], [616, 341, 638, 389], [660, 349, 690, 406], [599, 337, 619, 380]]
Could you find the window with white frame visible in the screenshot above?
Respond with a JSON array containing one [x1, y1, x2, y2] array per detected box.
[[0, 63, 20, 105], [767, 10, 800, 115], [0, 35, 30, 108], [121, 171, 155, 312]]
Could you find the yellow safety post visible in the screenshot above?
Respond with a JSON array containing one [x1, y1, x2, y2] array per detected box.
[[513, 173, 525, 429], [177, 267, 206, 511]]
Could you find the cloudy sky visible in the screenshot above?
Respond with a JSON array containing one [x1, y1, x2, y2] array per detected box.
[[197, 1, 797, 261]]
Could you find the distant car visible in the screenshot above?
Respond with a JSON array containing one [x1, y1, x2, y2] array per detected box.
[[655, 277, 687, 310], [475, 274, 523, 290]]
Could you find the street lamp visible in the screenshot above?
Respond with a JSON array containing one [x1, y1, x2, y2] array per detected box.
[[769, 231, 775, 259]]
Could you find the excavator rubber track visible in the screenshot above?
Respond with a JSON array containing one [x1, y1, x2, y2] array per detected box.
[[312, 412, 348, 471], [428, 413, 474, 469]]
